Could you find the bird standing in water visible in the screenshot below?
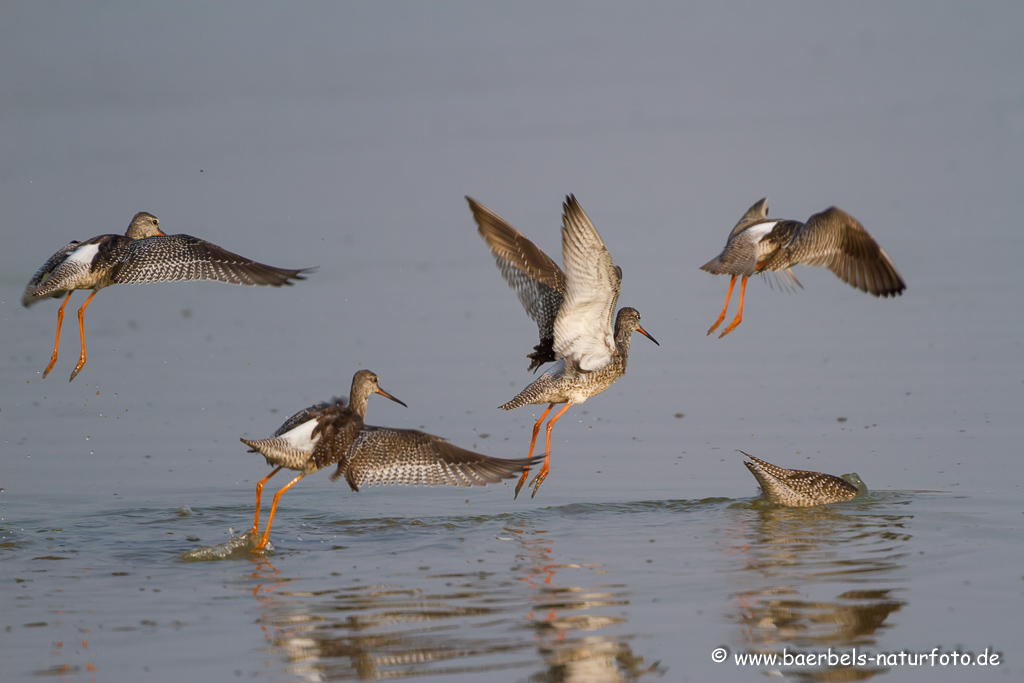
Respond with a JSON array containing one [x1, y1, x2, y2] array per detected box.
[[701, 199, 905, 338], [468, 195, 658, 499], [241, 370, 539, 550], [23, 211, 314, 381]]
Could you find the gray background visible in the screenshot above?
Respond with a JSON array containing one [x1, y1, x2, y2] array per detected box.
[[2, 3, 1022, 681]]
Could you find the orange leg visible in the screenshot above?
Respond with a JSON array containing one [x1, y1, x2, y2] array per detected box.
[[719, 276, 749, 338], [69, 290, 99, 382], [515, 403, 556, 499], [706, 275, 737, 336], [251, 466, 284, 537], [529, 403, 573, 498], [42, 292, 74, 378], [254, 473, 306, 551]]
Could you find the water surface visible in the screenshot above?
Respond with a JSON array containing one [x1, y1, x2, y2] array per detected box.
[[2, 3, 1022, 681]]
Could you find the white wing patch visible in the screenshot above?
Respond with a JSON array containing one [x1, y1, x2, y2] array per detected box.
[[67, 243, 101, 267], [554, 299, 615, 371], [277, 418, 320, 452], [744, 221, 779, 251], [552, 198, 618, 371]]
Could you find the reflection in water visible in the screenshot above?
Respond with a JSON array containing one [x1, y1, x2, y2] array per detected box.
[[252, 569, 528, 680], [231, 512, 659, 681], [725, 496, 911, 680], [507, 518, 658, 682]]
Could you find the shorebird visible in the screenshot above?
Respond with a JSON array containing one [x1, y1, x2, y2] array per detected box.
[[741, 451, 861, 507], [22, 211, 314, 381], [701, 199, 905, 338], [241, 369, 539, 551], [468, 195, 658, 499]]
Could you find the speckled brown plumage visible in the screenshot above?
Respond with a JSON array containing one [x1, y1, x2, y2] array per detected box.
[[701, 199, 906, 337], [339, 426, 534, 490], [467, 197, 567, 371], [741, 451, 860, 507], [240, 370, 538, 550], [467, 195, 658, 499], [498, 307, 649, 410], [23, 212, 315, 381]]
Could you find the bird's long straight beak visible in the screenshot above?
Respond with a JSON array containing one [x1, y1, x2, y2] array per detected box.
[[376, 387, 408, 408], [637, 325, 660, 346]]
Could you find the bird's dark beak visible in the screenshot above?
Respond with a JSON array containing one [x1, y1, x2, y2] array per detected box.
[[637, 325, 660, 346], [376, 387, 408, 408]]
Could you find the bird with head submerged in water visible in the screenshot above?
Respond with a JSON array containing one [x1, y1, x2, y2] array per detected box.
[[741, 451, 864, 507]]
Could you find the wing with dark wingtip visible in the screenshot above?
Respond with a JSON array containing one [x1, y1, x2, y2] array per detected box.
[[770, 207, 906, 297], [336, 425, 537, 492], [110, 234, 315, 286], [467, 196, 566, 370]]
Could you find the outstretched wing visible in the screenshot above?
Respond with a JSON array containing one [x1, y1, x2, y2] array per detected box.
[[552, 195, 620, 372], [770, 207, 906, 297], [336, 425, 536, 492], [110, 234, 315, 286], [467, 196, 566, 370]]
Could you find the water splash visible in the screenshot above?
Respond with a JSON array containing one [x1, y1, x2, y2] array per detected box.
[[179, 530, 273, 562]]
